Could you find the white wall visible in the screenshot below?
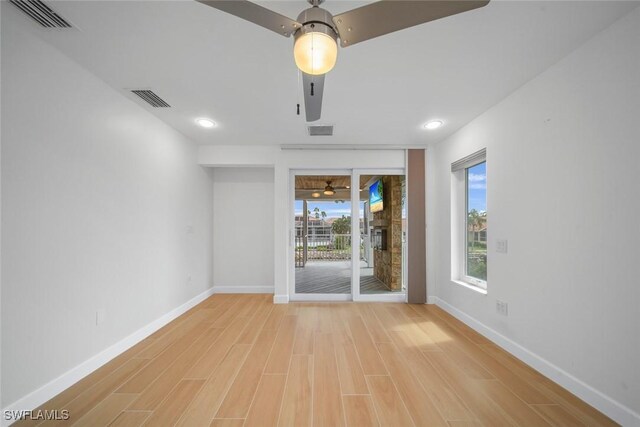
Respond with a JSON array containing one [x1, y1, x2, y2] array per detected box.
[[428, 7, 640, 424], [1, 12, 213, 408], [212, 167, 274, 292], [200, 146, 407, 302]]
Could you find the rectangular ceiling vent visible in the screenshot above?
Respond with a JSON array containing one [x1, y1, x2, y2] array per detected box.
[[308, 125, 334, 136], [131, 90, 171, 108], [10, 0, 72, 28]]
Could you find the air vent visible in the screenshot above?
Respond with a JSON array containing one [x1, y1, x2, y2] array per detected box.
[[10, 0, 72, 28], [131, 90, 171, 108], [308, 125, 334, 136]]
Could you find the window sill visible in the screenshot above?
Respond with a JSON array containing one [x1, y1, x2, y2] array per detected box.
[[451, 279, 488, 295]]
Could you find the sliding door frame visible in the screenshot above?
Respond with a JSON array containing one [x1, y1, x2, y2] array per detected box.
[[289, 169, 353, 302], [352, 169, 407, 303]]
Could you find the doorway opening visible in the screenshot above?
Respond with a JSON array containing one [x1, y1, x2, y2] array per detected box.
[[359, 174, 407, 295], [291, 170, 406, 301]]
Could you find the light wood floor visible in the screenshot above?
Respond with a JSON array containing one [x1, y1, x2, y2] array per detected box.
[[16, 294, 617, 427]]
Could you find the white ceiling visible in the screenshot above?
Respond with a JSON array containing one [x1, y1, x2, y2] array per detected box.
[[8, 0, 637, 146]]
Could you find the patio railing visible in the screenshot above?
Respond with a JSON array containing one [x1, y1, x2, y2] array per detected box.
[[296, 234, 360, 265]]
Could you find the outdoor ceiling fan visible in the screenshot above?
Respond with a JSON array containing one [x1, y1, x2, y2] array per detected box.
[[196, 0, 490, 122]]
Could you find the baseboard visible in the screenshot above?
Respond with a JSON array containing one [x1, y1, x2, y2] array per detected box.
[[212, 285, 274, 294], [1, 286, 215, 426], [432, 296, 640, 426], [273, 294, 289, 304]]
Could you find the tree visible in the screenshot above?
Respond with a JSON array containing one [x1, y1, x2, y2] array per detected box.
[[332, 215, 351, 234], [311, 206, 327, 221], [467, 209, 486, 248]]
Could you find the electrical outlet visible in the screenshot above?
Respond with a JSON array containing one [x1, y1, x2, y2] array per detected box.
[[186, 276, 192, 286], [96, 309, 106, 326], [496, 300, 509, 316], [496, 239, 508, 253]]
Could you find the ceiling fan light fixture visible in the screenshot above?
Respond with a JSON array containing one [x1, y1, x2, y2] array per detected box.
[[294, 7, 338, 76], [323, 180, 335, 196], [294, 31, 338, 75]]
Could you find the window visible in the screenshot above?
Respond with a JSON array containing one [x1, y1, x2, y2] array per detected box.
[[465, 162, 487, 287], [451, 149, 487, 291]]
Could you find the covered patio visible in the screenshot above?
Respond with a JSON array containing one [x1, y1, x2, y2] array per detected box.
[[295, 260, 397, 294]]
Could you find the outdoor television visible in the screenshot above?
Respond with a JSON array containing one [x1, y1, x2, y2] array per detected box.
[[369, 179, 384, 213]]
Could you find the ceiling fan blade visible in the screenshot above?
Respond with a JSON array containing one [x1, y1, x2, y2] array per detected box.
[[333, 0, 490, 47], [196, 0, 300, 38], [302, 72, 325, 122]]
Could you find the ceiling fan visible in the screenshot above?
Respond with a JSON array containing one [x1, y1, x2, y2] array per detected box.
[[196, 0, 490, 122]]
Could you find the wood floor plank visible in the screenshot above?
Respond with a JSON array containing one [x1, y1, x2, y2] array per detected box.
[[185, 315, 252, 379], [428, 305, 496, 347], [216, 327, 278, 418], [333, 331, 369, 395], [357, 304, 392, 344], [278, 355, 312, 427], [293, 306, 316, 355], [376, 342, 448, 426], [210, 420, 245, 427], [343, 395, 380, 427], [236, 303, 274, 345], [531, 404, 586, 427], [447, 421, 484, 427], [234, 294, 263, 318], [423, 352, 516, 426], [460, 342, 554, 404], [73, 393, 137, 427], [177, 344, 251, 427], [313, 333, 345, 427], [127, 327, 224, 410], [371, 304, 407, 332], [143, 379, 204, 426], [476, 380, 552, 426], [244, 374, 287, 427], [108, 411, 151, 427], [14, 339, 153, 427], [479, 344, 617, 426], [41, 358, 149, 427], [137, 310, 210, 359], [264, 315, 298, 374], [401, 316, 442, 352], [263, 304, 288, 330], [388, 331, 474, 422], [366, 375, 414, 427], [210, 297, 242, 328], [347, 317, 388, 375], [116, 322, 209, 393]]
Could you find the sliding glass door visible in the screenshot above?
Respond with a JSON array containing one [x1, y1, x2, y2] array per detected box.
[[352, 170, 407, 302], [290, 169, 406, 302], [292, 171, 353, 300]]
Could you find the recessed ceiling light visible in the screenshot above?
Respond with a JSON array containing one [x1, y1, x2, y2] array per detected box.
[[196, 118, 217, 128], [424, 120, 443, 130], [311, 192, 321, 198], [346, 185, 351, 189]]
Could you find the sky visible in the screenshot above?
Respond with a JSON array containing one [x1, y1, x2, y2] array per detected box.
[[295, 200, 364, 218], [467, 162, 487, 213]]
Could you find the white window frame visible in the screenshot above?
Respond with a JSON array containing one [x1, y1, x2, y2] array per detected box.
[[451, 149, 487, 293]]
